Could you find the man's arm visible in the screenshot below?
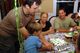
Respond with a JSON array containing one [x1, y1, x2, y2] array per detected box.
[[56, 28, 69, 33], [19, 27, 53, 50], [76, 26, 80, 30], [19, 27, 29, 38]]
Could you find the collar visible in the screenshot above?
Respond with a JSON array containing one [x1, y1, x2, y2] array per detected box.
[[21, 6, 32, 17]]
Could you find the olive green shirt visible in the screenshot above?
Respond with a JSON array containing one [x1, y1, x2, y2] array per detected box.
[[53, 17, 76, 30]]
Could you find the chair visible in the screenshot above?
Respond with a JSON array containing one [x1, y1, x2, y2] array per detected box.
[[49, 16, 56, 27], [35, 19, 39, 22]]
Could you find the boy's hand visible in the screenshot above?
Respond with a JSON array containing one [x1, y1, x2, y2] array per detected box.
[[43, 41, 53, 50]]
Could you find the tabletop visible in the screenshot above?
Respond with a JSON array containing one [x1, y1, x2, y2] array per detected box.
[[44, 32, 78, 53]]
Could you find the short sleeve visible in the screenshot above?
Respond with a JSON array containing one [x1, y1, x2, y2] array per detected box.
[[6, 8, 24, 28], [36, 38, 42, 48], [69, 18, 76, 26], [47, 21, 51, 27], [45, 21, 52, 30], [5, 9, 17, 28]]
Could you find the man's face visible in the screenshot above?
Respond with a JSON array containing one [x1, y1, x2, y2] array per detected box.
[[27, 2, 39, 15], [59, 10, 66, 19]]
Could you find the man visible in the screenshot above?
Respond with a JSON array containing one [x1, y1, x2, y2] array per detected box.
[[0, 0, 52, 53], [53, 8, 76, 32]]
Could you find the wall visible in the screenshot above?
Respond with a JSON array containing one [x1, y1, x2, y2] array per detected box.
[[40, 0, 53, 13], [35, 0, 54, 19]]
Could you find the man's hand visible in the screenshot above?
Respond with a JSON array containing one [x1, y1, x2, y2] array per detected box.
[[19, 27, 29, 38]]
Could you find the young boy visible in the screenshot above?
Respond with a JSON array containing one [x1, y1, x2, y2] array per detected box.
[[24, 22, 48, 53]]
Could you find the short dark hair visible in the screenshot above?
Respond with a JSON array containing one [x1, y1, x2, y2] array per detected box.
[[26, 22, 42, 34], [59, 8, 66, 13], [22, 0, 41, 7], [71, 13, 78, 19]]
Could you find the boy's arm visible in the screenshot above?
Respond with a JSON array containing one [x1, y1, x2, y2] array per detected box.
[[38, 44, 54, 51], [38, 34, 53, 50]]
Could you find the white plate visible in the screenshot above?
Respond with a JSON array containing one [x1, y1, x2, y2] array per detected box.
[[64, 33, 72, 37]]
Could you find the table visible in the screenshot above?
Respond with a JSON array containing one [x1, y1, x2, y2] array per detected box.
[[45, 33, 76, 53]]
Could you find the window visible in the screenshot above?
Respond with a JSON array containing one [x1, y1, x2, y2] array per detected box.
[[56, 0, 75, 16], [53, 0, 78, 16], [57, 2, 74, 16]]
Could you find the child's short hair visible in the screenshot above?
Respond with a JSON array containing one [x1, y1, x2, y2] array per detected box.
[[26, 22, 42, 34]]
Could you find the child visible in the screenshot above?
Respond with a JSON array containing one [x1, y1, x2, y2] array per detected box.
[[24, 22, 48, 53]]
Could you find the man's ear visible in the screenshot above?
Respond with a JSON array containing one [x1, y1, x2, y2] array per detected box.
[[25, 5, 30, 9]]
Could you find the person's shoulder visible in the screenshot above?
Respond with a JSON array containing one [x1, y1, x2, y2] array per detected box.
[[46, 21, 50, 23], [65, 16, 71, 19], [7, 7, 21, 16], [30, 36, 39, 39], [27, 35, 39, 41], [54, 17, 59, 22], [66, 16, 73, 21], [24, 36, 39, 43], [7, 9, 14, 16], [54, 17, 59, 20]]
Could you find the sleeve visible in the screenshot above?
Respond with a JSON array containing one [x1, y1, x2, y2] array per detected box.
[[25, 48, 38, 53], [47, 21, 51, 27], [53, 19, 60, 29], [46, 21, 52, 30], [69, 18, 76, 26], [24, 36, 40, 53], [8, 8, 30, 29], [5, 9, 17, 28], [36, 38, 42, 48]]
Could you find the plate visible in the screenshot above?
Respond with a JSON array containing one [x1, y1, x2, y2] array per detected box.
[[64, 33, 73, 37]]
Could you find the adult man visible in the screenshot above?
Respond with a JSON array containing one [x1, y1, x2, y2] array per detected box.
[[53, 8, 76, 32], [0, 0, 52, 53]]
